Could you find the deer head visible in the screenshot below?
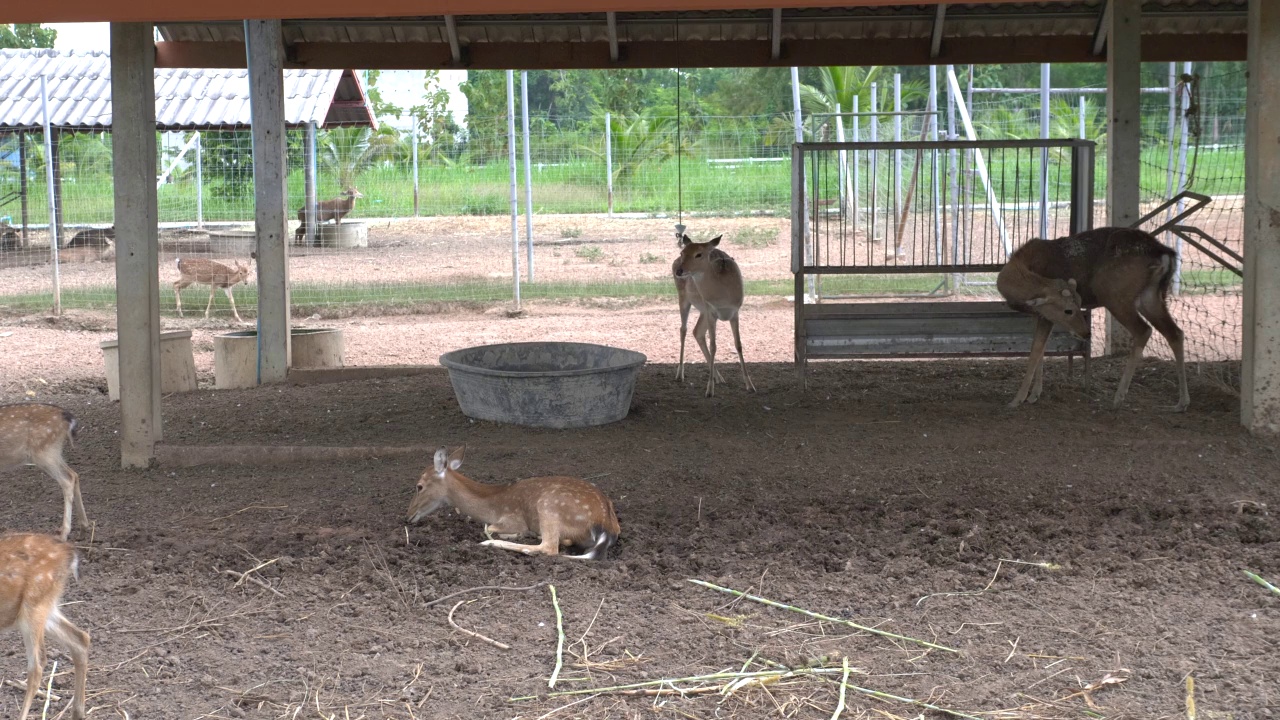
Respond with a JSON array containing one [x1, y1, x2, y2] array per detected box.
[[343, 188, 364, 200], [231, 261, 252, 285], [1023, 277, 1089, 339], [673, 234, 724, 280], [406, 446, 465, 522]]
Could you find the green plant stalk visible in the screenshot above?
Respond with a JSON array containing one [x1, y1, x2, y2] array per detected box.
[[1244, 570, 1280, 597], [688, 579, 958, 654], [548, 584, 565, 689]]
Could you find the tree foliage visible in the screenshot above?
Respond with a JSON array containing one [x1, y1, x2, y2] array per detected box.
[[0, 24, 56, 49]]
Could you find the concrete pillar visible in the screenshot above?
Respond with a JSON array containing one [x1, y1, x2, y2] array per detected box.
[[1242, 0, 1280, 434], [1104, 0, 1142, 355], [245, 19, 291, 381], [110, 23, 162, 467]]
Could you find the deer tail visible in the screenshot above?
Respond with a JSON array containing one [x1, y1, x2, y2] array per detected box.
[[564, 525, 617, 561], [1152, 250, 1177, 301], [62, 408, 79, 448]]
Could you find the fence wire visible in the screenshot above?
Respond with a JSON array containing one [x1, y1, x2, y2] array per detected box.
[[0, 64, 1247, 377]]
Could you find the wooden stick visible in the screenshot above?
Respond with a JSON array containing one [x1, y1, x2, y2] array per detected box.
[[423, 581, 548, 608], [447, 600, 511, 650], [830, 657, 850, 720], [548, 584, 565, 690], [221, 569, 285, 598], [4, 679, 61, 701], [688, 579, 958, 654]]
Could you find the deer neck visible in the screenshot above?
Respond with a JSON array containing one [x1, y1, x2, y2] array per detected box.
[[444, 470, 509, 523]]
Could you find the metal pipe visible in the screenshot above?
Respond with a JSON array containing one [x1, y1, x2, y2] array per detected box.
[[40, 75, 60, 315], [893, 73, 902, 240], [506, 70, 521, 310], [1039, 63, 1050, 238], [195, 131, 204, 229], [605, 111, 613, 216], [411, 117, 420, 217], [522, 71, 534, 283], [306, 122, 318, 245]]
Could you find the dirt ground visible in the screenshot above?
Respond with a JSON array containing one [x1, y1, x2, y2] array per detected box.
[[1, 343, 1278, 718]]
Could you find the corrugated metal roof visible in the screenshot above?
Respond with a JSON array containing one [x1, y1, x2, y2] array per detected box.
[[0, 49, 375, 130]]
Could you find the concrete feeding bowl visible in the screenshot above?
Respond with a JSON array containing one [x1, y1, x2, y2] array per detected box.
[[440, 342, 646, 429]]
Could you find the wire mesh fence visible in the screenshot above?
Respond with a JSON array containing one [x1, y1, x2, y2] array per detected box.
[[0, 63, 1247, 379]]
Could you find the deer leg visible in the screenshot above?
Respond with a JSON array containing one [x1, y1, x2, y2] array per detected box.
[[37, 456, 79, 540], [705, 319, 726, 383], [676, 299, 691, 381], [204, 284, 217, 318], [70, 466, 89, 528], [44, 609, 89, 720], [729, 315, 756, 392], [1109, 303, 1153, 410], [224, 287, 243, 323], [18, 615, 47, 720], [481, 523, 562, 557], [1139, 294, 1190, 412], [173, 279, 191, 317], [1028, 350, 1046, 404], [1009, 317, 1053, 408], [692, 313, 716, 397]]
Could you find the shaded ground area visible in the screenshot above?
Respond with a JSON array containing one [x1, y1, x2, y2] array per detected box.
[[0, 359, 1276, 719]]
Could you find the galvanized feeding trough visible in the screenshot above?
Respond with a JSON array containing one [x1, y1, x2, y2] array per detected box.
[[440, 342, 646, 429]]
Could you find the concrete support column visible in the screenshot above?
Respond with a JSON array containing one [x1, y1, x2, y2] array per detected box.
[[110, 23, 162, 467], [245, 19, 291, 381], [1242, 0, 1280, 434], [1104, 0, 1141, 355]]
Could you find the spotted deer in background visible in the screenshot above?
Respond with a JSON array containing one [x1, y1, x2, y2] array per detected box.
[[173, 253, 255, 322], [673, 234, 756, 397]]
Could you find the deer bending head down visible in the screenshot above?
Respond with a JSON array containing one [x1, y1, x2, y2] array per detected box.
[[295, 187, 363, 245], [0, 404, 89, 541], [173, 255, 253, 323], [997, 227, 1189, 412], [406, 446, 620, 561], [672, 234, 756, 397], [0, 533, 90, 720]]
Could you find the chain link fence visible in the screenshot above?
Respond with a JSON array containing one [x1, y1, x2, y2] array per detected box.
[[0, 64, 1246, 379]]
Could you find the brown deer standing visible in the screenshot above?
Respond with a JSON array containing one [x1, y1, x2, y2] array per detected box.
[[673, 235, 756, 397], [0, 533, 90, 720], [406, 446, 620, 560], [295, 187, 363, 245], [0, 404, 89, 541], [173, 255, 253, 322], [997, 226, 1189, 412]]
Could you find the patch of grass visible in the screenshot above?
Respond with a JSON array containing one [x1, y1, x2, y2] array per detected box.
[[560, 227, 583, 239], [729, 226, 779, 249], [574, 245, 605, 262], [639, 252, 665, 264]]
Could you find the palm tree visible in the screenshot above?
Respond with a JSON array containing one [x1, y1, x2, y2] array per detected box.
[[799, 67, 930, 140], [583, 110, 692, 185], [317, 126, 399, 188]]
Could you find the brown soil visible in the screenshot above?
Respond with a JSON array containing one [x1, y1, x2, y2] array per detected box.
[[1, 355, 1278, 719]]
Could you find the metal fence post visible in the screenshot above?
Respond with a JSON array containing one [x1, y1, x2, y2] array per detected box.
[[506, 70, 521, 310], [40, 75, 60, 315], [522, 71, 534, 283], [604, 111, 613, 217], [195, 131, 204, 229], [1039, 63, 1050, 238], [412, 117, 420, 217]]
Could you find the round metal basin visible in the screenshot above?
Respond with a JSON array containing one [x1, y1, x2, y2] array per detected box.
[[440, 342, 647, 429]]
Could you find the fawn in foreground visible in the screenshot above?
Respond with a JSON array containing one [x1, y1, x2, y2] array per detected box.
[[0, 533, 90, 720], [673, 234, 756, 397], [0, 404, 90, 540], [997, 226, 1189, 412], [173, 254, 254, 323], [406, 447, 620, 560]]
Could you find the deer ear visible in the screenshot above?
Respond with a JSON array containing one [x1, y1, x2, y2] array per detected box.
[[448, 445, 465, 469], [709, 235, 723, 246], [680, 234, 691, 247], [433, 448, 448, 473], [1027, 297, 1048, 308], [1067, 278, 1077, 290]]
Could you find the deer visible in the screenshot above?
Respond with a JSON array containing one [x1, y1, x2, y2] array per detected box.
[[295, 187, 363, 245], [997, 226, 1189, 412], [672, 234, 756, 397], [0, 533, 90, 720], [406, 446, 620, 561], [173, 253, 254, 323], [64, 226, 114, 249], [0, 404, 90, 541]]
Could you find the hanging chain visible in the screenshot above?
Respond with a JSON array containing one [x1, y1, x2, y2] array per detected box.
[[1176, 72, 1202, 191]]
